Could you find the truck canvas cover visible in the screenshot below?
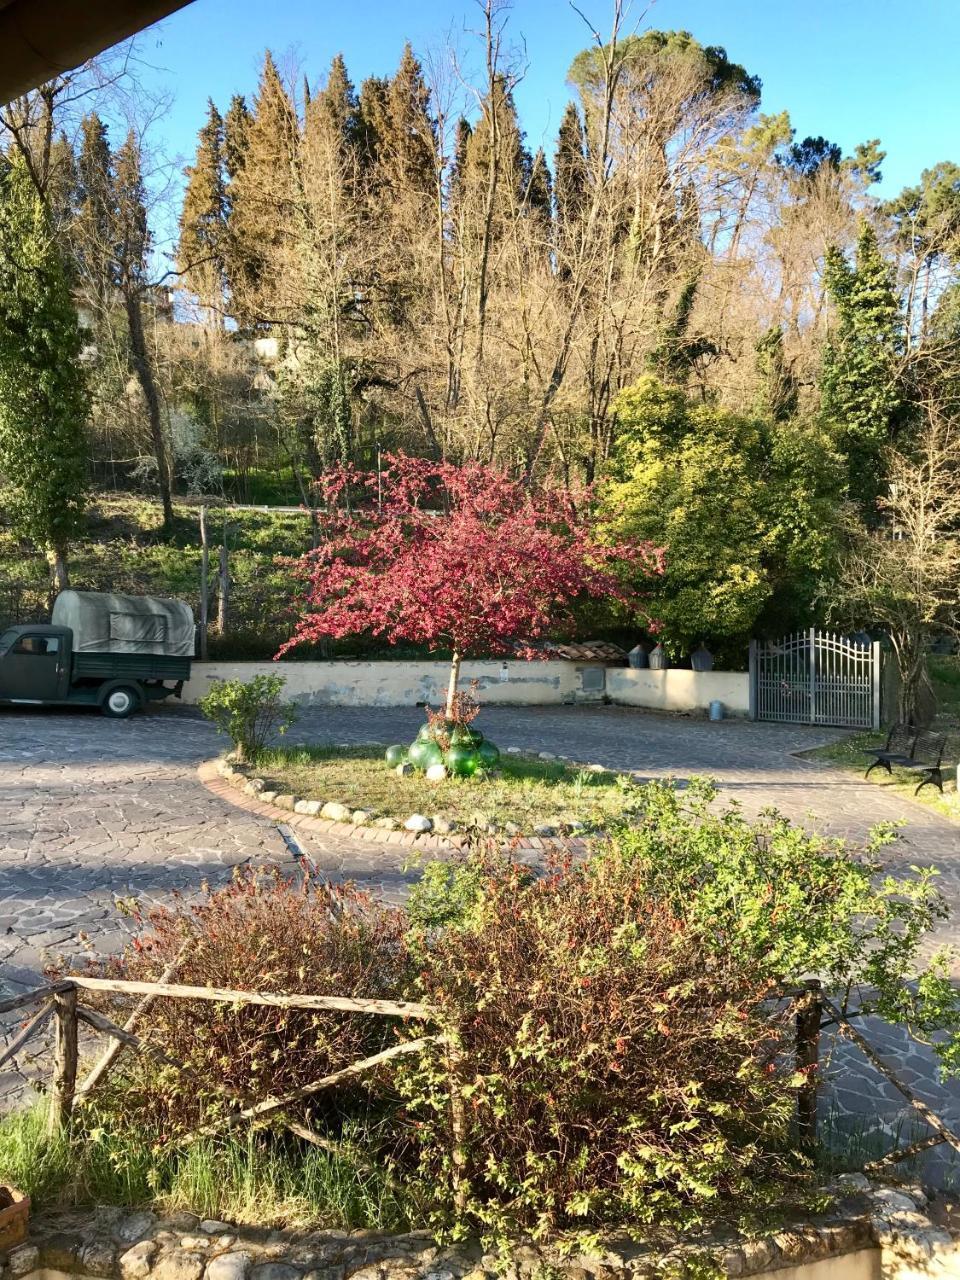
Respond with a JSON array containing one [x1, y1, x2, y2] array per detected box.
[[51, 591, 195, 657]]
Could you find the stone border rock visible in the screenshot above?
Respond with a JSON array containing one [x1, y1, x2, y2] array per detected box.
[[5, 1178, 959, 1280], [198, 758, 597, 860]]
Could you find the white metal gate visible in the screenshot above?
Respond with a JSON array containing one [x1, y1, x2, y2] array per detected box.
[[749, 629, 881, 729]]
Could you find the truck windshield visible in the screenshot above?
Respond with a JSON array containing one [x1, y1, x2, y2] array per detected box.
[[0, 630, 16, 654]]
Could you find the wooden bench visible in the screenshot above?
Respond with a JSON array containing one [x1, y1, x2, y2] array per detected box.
[[864, 724, 947, 794]]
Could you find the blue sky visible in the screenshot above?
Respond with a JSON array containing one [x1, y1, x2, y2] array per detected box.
[[136, 0, 959, 245]]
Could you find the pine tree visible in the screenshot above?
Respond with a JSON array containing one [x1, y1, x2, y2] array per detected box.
[[178, 99, 228, 316], [821, 220, 904, 512], [0, 154, 89, 590]]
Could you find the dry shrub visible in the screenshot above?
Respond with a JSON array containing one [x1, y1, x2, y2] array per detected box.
[[76, 868, 413, 1139], [397, 851, 799, 1242]]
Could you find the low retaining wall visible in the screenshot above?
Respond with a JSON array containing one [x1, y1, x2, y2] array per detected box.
[[5, 1179, 956, 1280], [182, 661, 751, 716], [181, 659, 588, 708], [607, 668, 751, 716]]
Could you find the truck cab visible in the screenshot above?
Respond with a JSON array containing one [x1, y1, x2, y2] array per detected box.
[[0, 626, 72, 704]]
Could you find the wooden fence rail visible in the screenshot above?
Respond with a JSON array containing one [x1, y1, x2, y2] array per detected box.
[[5, 975, 959, 1184], [0, 977, 442, 1149]]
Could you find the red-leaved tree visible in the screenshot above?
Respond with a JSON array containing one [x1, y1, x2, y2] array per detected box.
[[280, 456, 663, 717]]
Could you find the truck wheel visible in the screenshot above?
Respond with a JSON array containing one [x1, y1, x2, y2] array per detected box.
[[102, 686, 139, 718]]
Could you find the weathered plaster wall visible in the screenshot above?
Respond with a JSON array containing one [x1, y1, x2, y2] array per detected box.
[[181, 659, 589, 707], [607, 668, 751, 716], [181, 661, 751, 715]]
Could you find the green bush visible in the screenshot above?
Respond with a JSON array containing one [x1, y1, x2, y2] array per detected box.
[[53, 781, 960, 1243], [198, 673, 297, 761], [399, 847, 801, 1245], [396, 781, 959, 1242]]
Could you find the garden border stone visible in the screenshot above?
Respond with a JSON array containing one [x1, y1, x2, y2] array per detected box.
[[197, 759, 594, 859], [5, 1180, 960, 1280]]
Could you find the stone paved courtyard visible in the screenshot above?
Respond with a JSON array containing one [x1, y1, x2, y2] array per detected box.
[[3, 700, 960, 1176]]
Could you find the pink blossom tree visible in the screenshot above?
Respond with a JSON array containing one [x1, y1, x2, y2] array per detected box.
[[280, 455, 663, 718]]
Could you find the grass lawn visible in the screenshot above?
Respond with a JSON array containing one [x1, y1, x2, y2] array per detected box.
[[800, 656, 960, 820], [0, 1103, 410, 1229], [253, 743, 635, 833]]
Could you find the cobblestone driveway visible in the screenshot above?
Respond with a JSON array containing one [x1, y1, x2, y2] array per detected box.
[[3, 700, 960, 1173]]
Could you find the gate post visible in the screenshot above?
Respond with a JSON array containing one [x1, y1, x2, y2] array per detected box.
[[808, 627, 817, 725], [872, 640, 882, 731], [748, 640, 758, 720]]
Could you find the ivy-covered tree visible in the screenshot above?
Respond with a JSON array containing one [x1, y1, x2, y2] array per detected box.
[[755, 325, 798, 422], [0, 154, 90, 590], [821, 220, 905, 513]]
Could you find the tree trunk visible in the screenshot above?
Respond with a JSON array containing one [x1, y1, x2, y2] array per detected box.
[[45, 544, 69, 593], [445, 651, 462, 719], [125, 287, 174, 537], [198, 506, 209, 660]]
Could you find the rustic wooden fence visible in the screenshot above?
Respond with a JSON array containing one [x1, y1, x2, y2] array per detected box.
[[3, 975, 958, 1182], [0, 975, 468, 1195]]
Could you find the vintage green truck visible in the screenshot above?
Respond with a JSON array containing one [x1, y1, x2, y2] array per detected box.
[[0, 590, 194, 717]]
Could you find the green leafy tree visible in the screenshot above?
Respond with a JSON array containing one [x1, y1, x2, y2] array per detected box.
[[0, 154, 90, 590], [601, 376, 846, 659], [821, 220, 905, 513]]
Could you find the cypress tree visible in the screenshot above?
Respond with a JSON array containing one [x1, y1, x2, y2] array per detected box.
[[525, 147, 553, 236], [821, 220, 904, 512], [465, 75, 530, 208], [357, 75, 390, 175], [228, 51, 300, 323], [449, 117, 472, 204], [73, 113, 115, 305], [308, 54, 361, 154], [383, 44, 436, 197], [222, 94, 252, 183], [0, 154, 90, 590], [115, 131, 175, 536], [178, 99, 228, 315], [554, 100, 587, 228]]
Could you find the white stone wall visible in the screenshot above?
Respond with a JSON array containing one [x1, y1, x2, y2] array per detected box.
[[607, 668, 751, 716], [181, 659, 751, 716], [181, 658, 588, 707]]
